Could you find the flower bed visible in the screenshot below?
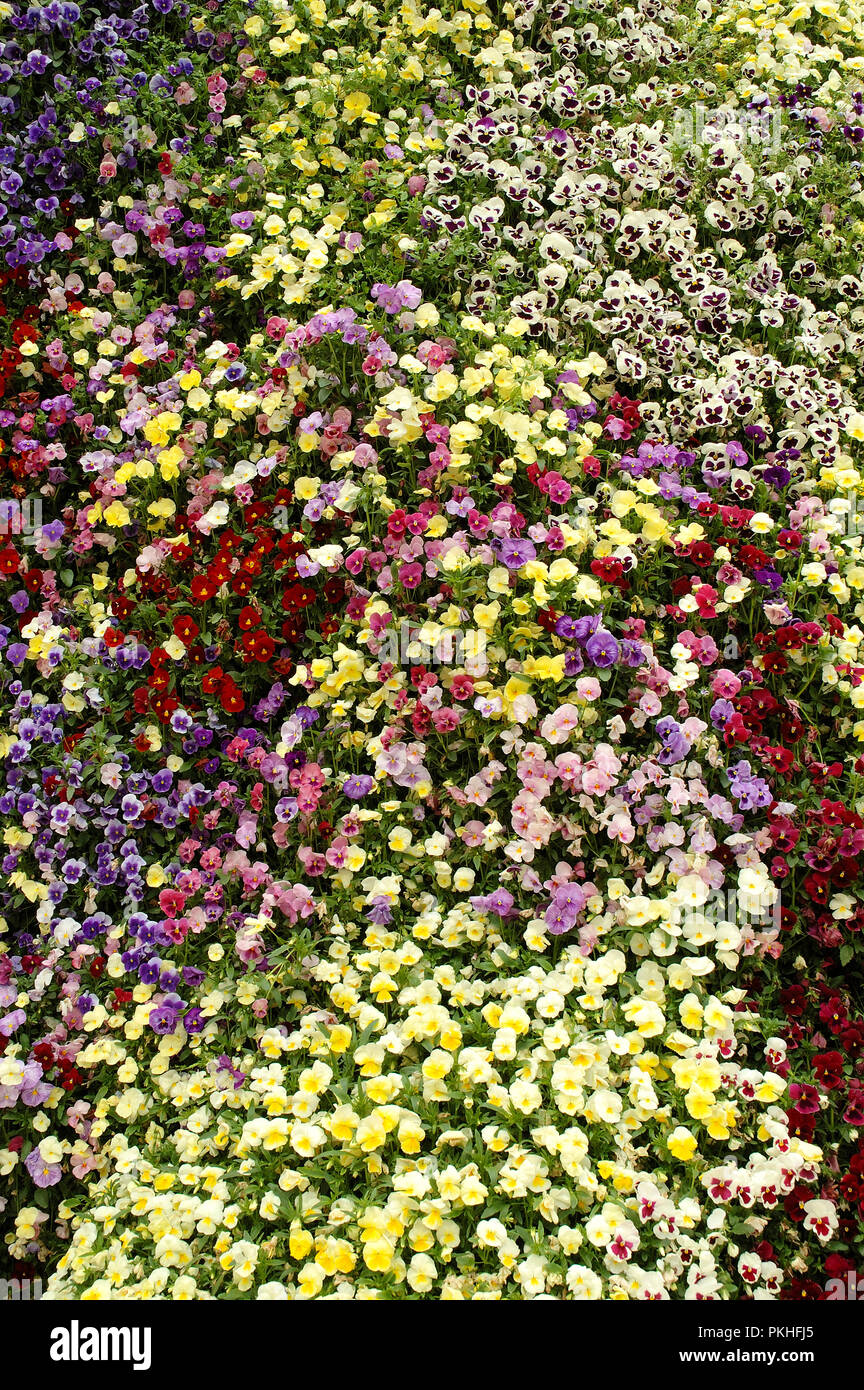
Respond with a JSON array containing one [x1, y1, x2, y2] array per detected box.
[[1, 0, 864, 1300]]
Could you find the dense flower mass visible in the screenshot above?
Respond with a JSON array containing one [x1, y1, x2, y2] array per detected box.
[[1, 0, 864, 1301]]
